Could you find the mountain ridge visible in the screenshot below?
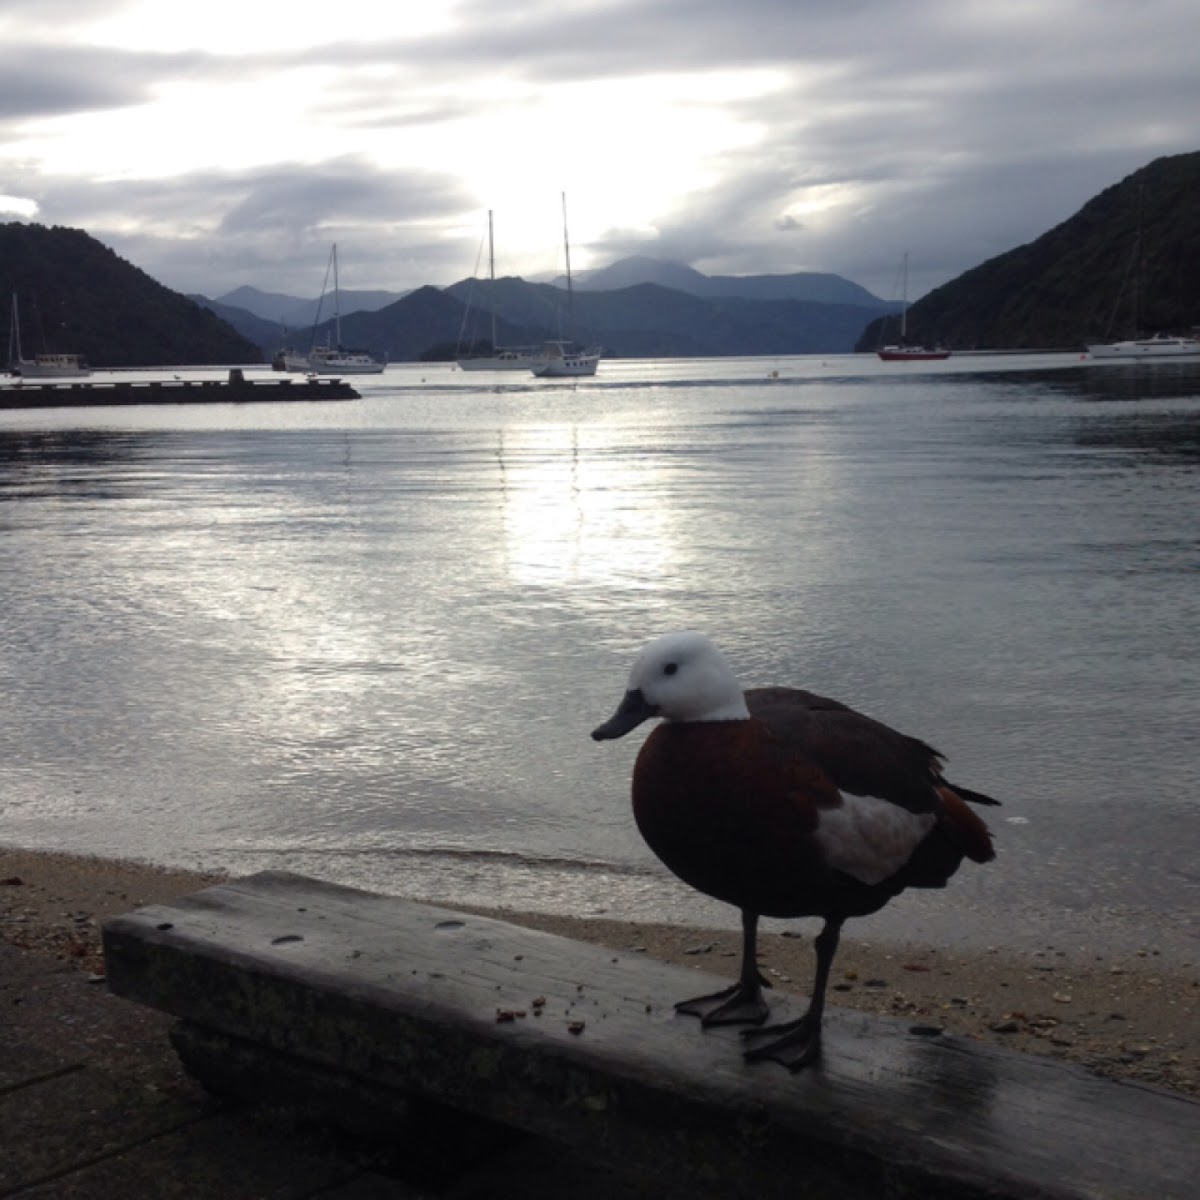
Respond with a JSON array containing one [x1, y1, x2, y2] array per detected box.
[[563, 256, 887, 307], [217, 283, 410, 327], [215, 257, 887, 326], [858, 150, 1200, 350]]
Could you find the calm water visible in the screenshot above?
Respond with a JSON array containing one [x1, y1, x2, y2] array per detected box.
[[2, 354, 1198, 959]]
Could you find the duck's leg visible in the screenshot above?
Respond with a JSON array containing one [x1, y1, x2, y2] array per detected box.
[[675, 909, 771, 1027], [742, 916, 844, 1070]]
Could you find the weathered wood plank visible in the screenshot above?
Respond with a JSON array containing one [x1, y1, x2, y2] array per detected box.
[[103, 871, 1198, 1200]]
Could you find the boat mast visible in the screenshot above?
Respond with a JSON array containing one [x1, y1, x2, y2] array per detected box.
[[8, 293, 21, 367], [488, 210, 497, 352], [561, 192, 574, 341], [332, 244, 342, 350], [1131, 183, 1144, 337], [899, 252, 909, 341]]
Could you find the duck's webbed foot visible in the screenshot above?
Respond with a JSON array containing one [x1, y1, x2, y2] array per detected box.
[[741, 1013, 823, 1070], [675, 980, 770, 1027]]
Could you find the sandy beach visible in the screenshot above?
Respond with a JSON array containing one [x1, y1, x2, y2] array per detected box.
[[2, 845, 1196, 1099]]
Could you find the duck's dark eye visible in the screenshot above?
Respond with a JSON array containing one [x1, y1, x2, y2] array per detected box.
[[663, 662, 678, 676]]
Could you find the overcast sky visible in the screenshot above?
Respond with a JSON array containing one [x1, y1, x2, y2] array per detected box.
[[1, 0, 1197, 304]]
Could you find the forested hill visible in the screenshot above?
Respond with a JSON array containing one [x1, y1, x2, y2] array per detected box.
[[858, 151, 1200, 351], [1, 223, 260, 366]]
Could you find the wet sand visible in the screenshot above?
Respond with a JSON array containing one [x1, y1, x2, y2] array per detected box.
[[2, 846, 1195, 1098]]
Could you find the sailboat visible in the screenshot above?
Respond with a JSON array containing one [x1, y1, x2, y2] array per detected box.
[[530, 194, 602, 378], [456, 212, 542, 371], [1087, 332, 1200, 358], [6, 293, 92, 378], [282, 245, 386, 375], [1086, 221, 1200, 358], [876, 254, 950, 362]]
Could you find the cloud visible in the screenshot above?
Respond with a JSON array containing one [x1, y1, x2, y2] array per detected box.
[[0, 52, 148, 121], [0, 193, 38, 217], [24, 158, 476, 295], [0, 0, 1196, 300]]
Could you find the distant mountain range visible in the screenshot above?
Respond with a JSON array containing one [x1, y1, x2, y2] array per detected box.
[[216, 284, 410, 327], [558, 256, 886, 306], [201, 259, 897, 362], [215, 256, 886, 325], [3, 152, 1196, 367]]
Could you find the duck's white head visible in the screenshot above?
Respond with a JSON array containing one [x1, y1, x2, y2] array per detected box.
[[591, 631, 750, 741]]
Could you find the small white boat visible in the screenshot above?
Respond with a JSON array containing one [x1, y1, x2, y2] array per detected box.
[[6, 294, 92, 378], [456, 211, 542, 372], [876, 254, 950, 362], [11, 351, 93, 378], [1087, 333, 1200, 359], [877, 344, 951, 362], [282, 245, 386, 375], [286, 343, 387, 375], [530, 194, 601, 378], [1088, 215, 1199, 360]]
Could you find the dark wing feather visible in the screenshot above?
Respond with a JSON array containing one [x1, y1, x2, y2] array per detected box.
[[746, 686, 946, 814]]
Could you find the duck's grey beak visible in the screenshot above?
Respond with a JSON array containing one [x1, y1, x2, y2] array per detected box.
[[591, 688, 658, 740]]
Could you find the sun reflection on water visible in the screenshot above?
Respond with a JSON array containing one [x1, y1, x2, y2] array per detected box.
[[497, 424, 679, 591]]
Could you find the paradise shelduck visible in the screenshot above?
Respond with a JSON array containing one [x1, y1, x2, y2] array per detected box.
[[591, 630, 999, 1071]]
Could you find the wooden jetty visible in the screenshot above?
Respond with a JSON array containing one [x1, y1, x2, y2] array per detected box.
[[103, 871, 1198, 1200], [0, 369, 359, 408]]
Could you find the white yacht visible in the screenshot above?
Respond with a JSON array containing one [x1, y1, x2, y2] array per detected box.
[[1087, 333, 1200, 359]]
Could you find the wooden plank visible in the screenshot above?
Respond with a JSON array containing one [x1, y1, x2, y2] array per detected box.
[[103, 871, 1198, 1200]]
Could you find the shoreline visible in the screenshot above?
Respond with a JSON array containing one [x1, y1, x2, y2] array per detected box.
[[2, 845, 1195, 1099]]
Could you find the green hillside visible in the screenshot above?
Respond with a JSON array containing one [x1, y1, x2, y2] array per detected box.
[[858, 151, 1200, 351], [1, 223, 260, 366]]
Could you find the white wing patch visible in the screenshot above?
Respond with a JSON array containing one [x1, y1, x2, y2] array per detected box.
[[814, 793, 937, 886]]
